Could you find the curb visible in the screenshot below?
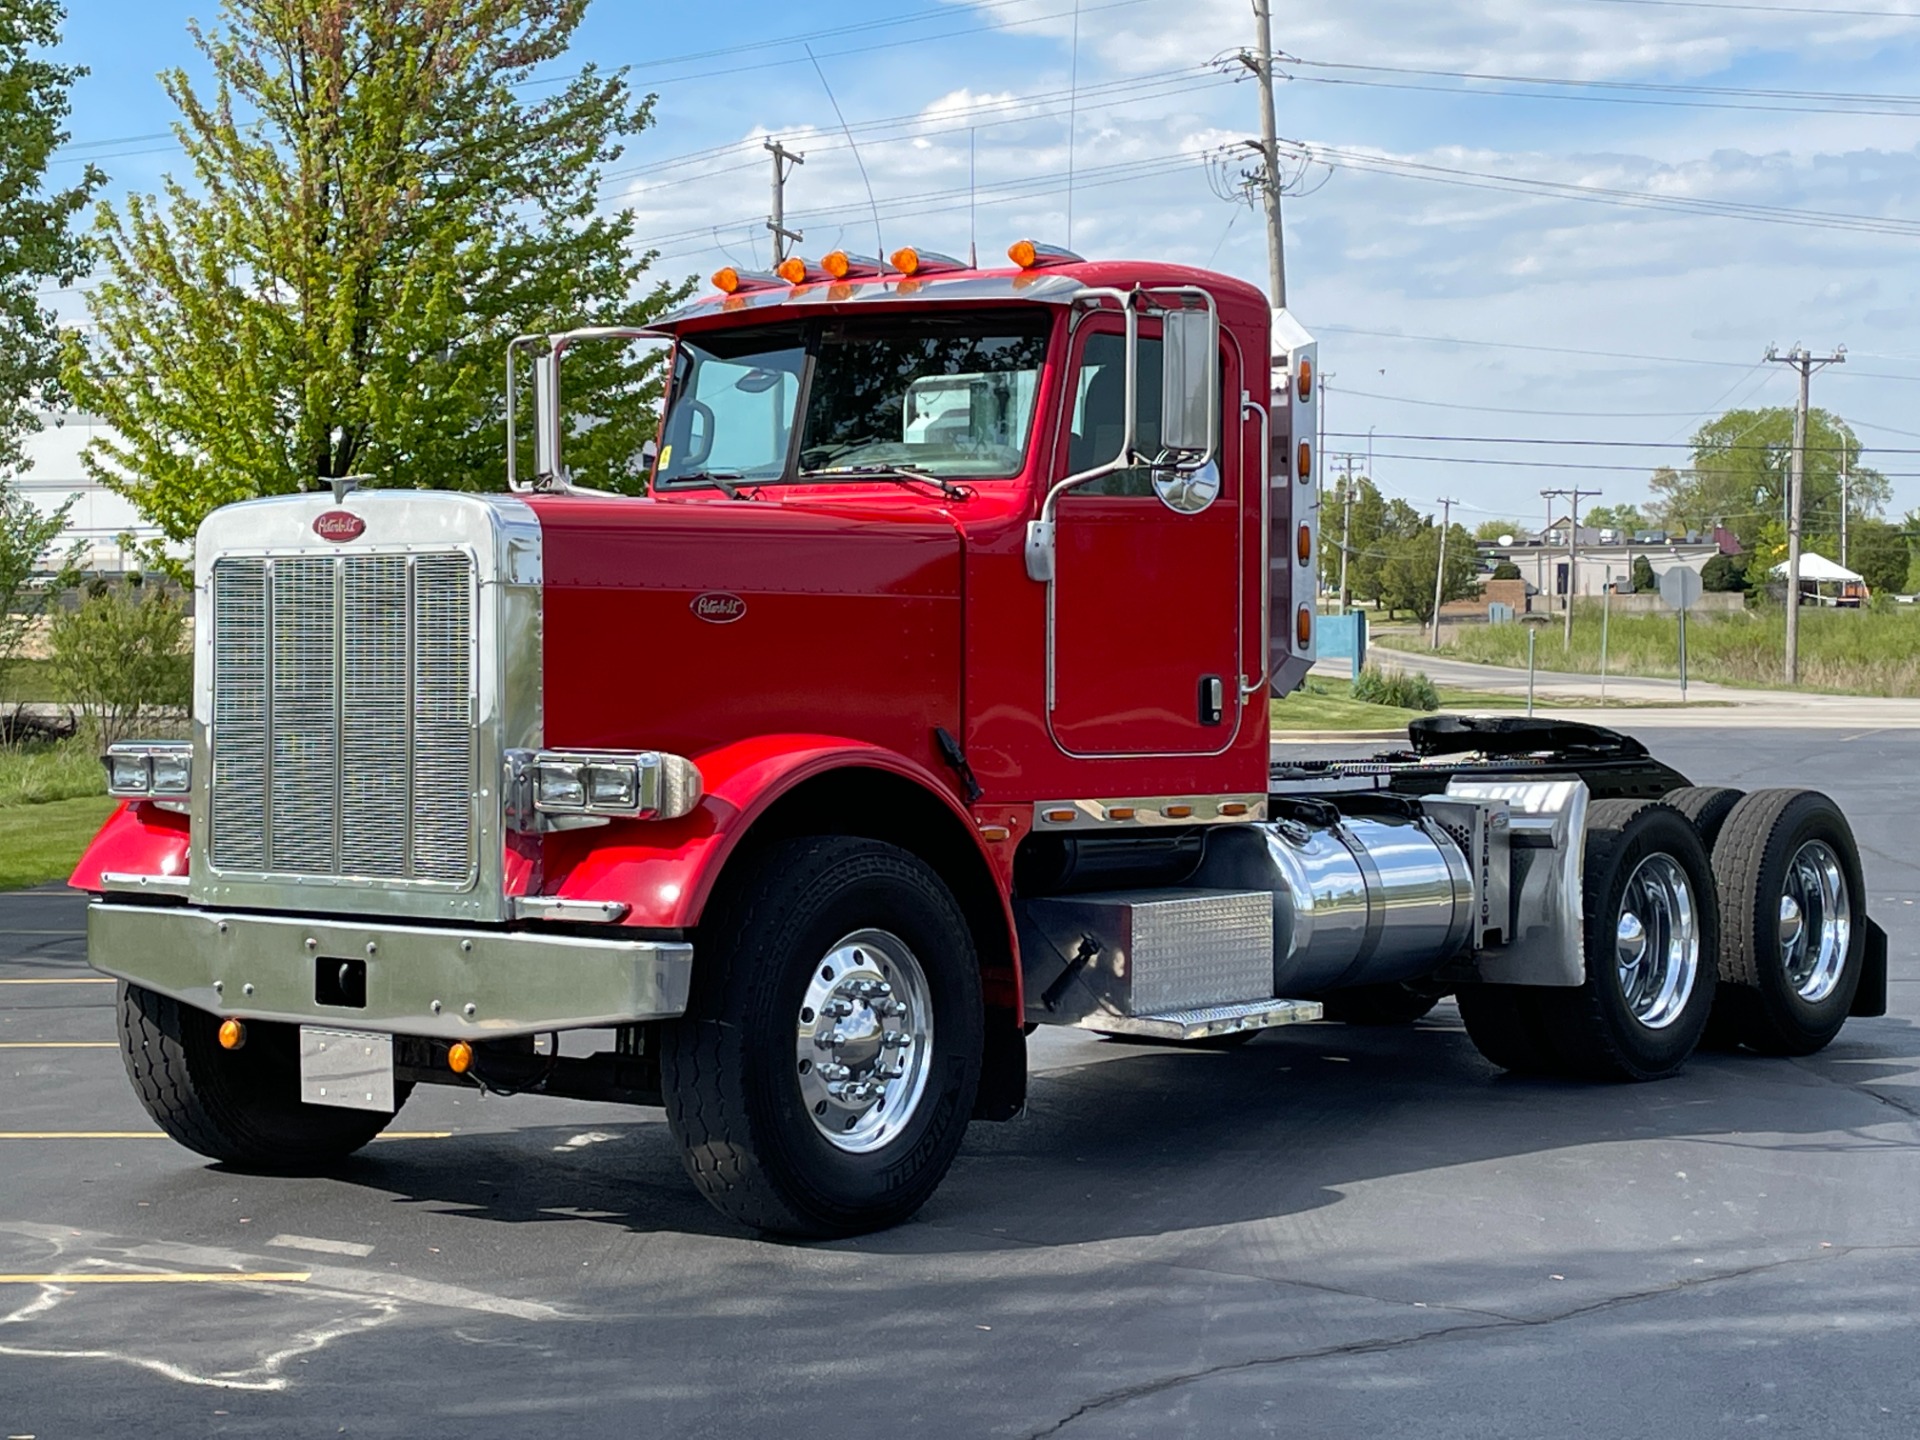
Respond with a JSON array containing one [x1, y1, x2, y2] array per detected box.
[[1271, 729, 1407, 744]]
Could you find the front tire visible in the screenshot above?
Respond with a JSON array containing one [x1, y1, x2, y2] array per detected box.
[[662, 837, 984, 1238], [118, 983, 408, 1170], [1708, 789, 1864, 1056]]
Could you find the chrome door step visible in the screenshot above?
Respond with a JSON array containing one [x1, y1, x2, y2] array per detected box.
[[1080, 997, 1322, 1042]]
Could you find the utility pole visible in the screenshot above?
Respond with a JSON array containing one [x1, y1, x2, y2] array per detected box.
[[1331, 454, 1364, 613], [1765, 344, 1846, 685], [1541, 486, 1601, 650], [765, 139, 805, 263], [1239, 0, 1286, 308], [1430, 497, 1458, 651], [1840, 448, 1850, 571]]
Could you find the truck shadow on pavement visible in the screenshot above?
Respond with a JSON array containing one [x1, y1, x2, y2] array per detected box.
[[328, 1007, 1920, 1249]]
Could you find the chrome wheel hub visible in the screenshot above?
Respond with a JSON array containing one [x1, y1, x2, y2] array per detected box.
[[1781, 841, 1850, 1003], [795, 929, 933, 1154], [1615, 854, 1699, 1030]]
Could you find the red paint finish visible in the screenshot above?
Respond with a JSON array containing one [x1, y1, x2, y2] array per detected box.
[[68, 802, 189, 891]]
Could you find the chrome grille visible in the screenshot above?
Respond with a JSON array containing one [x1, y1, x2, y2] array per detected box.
[[210, 551, 477, 885]]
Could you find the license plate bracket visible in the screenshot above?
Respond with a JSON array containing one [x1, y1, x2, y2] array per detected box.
[[298, 1026, 396, 1112]]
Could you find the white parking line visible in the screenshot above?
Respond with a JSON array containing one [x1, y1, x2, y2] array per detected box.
[[267, 1235, 376, 1259]]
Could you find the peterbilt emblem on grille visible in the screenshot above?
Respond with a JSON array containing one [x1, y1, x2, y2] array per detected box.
[[313, 510, 366, 543], [691, 592, 747, 624]]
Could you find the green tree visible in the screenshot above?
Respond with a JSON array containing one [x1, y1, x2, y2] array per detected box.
[[0, 2, 101, 475], [1473, 517, 1526, 543], [0, 477, 76, 706], [1848, 518, 1910, 597], [48, 578, 191, 747], [1649, 409, 1888, 550], [1585, 502, 1646, 536], [1378, 521, 1476, 623], [67, 0, 693, 560], [1631, 554, 1656, 592], [1699, 552, 1746, 593]]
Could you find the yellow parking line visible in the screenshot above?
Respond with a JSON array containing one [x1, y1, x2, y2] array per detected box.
[[0, 1272, 309, 1285], [0, 1042, 116, 1049], [0, 977, 113, 985], [0, 1130, 453, 1140]]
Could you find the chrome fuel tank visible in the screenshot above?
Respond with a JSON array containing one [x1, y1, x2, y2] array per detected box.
[[1191, 807, 1475, 993]]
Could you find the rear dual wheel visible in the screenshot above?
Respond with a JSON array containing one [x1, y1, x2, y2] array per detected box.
[[1707, 789, 1863, 1056], [1459, 800, 1719, 1081]]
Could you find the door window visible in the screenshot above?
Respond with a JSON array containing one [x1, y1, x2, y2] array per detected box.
[[1066, 331, 1163, 496]]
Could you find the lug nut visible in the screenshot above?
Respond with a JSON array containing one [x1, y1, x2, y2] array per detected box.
[[817, 1062, 851, 1082], [883, 1032, 911, 1049], [815, 1029, 847, 1050]]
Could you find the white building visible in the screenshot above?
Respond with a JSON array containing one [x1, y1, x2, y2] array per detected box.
[[11, 412, 172, 573], [1483, 518, 1735, 604]]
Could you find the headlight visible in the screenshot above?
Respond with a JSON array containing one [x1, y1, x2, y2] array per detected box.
[[508, 749, 704, 829], [103, 742, 193, 810]]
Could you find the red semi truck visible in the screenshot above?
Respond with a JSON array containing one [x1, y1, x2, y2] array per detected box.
[[77, 244, 1885, 1236]]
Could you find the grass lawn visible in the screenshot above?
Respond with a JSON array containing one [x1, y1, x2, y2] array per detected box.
[[1271, 679, 1418, 732], [1443, 604, 1920, 696], [0, 794, 119, 890], [0, 737, 107, 807]]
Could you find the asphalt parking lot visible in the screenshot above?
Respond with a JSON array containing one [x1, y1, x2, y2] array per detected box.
[[3, 725, 1917, 1438]]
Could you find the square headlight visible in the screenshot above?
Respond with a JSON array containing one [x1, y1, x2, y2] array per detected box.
[[584, 763, 638, 810], [150, 752, 192, 795], [107, 752, 152, 794], [534, 762, 586, 810]]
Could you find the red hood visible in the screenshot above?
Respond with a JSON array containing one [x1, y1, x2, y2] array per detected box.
[[528, 494, 965, 775]]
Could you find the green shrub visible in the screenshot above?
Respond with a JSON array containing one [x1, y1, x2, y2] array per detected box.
[[1491, 560, 1522, 580], [48, 582, 190, 747], [1352, 666, 1440, 711]]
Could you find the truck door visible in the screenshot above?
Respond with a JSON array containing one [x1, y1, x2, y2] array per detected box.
[[1047, 315, 1243, 757]]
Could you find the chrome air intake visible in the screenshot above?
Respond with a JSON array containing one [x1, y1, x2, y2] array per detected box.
[[188, 492, 541, 923]]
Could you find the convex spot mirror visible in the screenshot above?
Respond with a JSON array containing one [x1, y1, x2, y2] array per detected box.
[[1155, 306, 1219, 458], [1153, 458, 1220, 514]]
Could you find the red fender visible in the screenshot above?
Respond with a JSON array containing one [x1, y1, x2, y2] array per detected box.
[[68, 802, 191, 891], [533, 733, 1011, 929]]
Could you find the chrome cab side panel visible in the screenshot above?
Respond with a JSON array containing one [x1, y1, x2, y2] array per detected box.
[[187, 490, 542, 923]]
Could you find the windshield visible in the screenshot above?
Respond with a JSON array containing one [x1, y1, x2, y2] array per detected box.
[[655, 310, 1050, 489]]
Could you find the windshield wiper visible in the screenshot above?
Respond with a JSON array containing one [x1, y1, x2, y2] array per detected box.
[[657, 469, 749, 499], [797, 463, 970, 501]]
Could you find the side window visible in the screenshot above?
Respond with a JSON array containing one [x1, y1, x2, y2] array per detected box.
[[1067, 331, 1163, 497]]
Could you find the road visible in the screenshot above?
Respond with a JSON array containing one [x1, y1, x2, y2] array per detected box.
[[1369, 644, 1920, 729], [3, 725, 1918, 1437]]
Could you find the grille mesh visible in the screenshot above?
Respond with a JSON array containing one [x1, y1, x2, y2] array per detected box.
[[210, 551, 477, 885]]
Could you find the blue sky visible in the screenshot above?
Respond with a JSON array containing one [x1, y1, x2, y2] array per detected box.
[[53, 0, 1920, 528]]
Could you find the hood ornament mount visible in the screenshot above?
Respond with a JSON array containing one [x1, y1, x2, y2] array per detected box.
[[329, 473, 374, 502]]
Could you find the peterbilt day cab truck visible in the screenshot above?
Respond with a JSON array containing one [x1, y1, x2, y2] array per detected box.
[[77, 243, 1887, 1237]]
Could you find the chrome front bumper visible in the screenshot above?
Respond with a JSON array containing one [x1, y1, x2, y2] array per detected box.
[[87, 902, 693, 1040]]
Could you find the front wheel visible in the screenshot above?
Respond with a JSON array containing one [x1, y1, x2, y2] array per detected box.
[[118, 983, 409, 1170], [662, 837, 984, 1237]]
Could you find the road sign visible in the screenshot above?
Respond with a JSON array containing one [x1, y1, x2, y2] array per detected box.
[[1659, 566, 1703, 612]]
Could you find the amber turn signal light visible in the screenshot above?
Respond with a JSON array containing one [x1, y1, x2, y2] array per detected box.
[[217, 1018, 245, 1051], [447, 1041, 473, 1075]]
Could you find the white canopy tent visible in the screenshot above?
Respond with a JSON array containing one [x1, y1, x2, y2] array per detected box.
[[1770, 552, 1863, 584]]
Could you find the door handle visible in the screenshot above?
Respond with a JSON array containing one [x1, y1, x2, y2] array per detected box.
[[1198, 675, 1225, 726]]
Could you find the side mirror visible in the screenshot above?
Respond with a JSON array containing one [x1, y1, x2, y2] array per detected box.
[[532, 348, 564, 485], [1157, 307, 1218, 457], [640, 437, 659, 473]]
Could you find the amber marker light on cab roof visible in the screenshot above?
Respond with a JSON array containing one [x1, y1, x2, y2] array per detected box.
[[711, 266, 780, 295], [821, 250, 883, 280], [888, 247, 966, 278], [1007, 239, 1084, 269]]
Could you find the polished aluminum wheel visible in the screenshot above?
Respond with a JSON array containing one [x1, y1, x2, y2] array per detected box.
[[1780, 840, 1851, 1004], [1615, 853, 1700, 1029], [795, 929, 934, 1154]]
